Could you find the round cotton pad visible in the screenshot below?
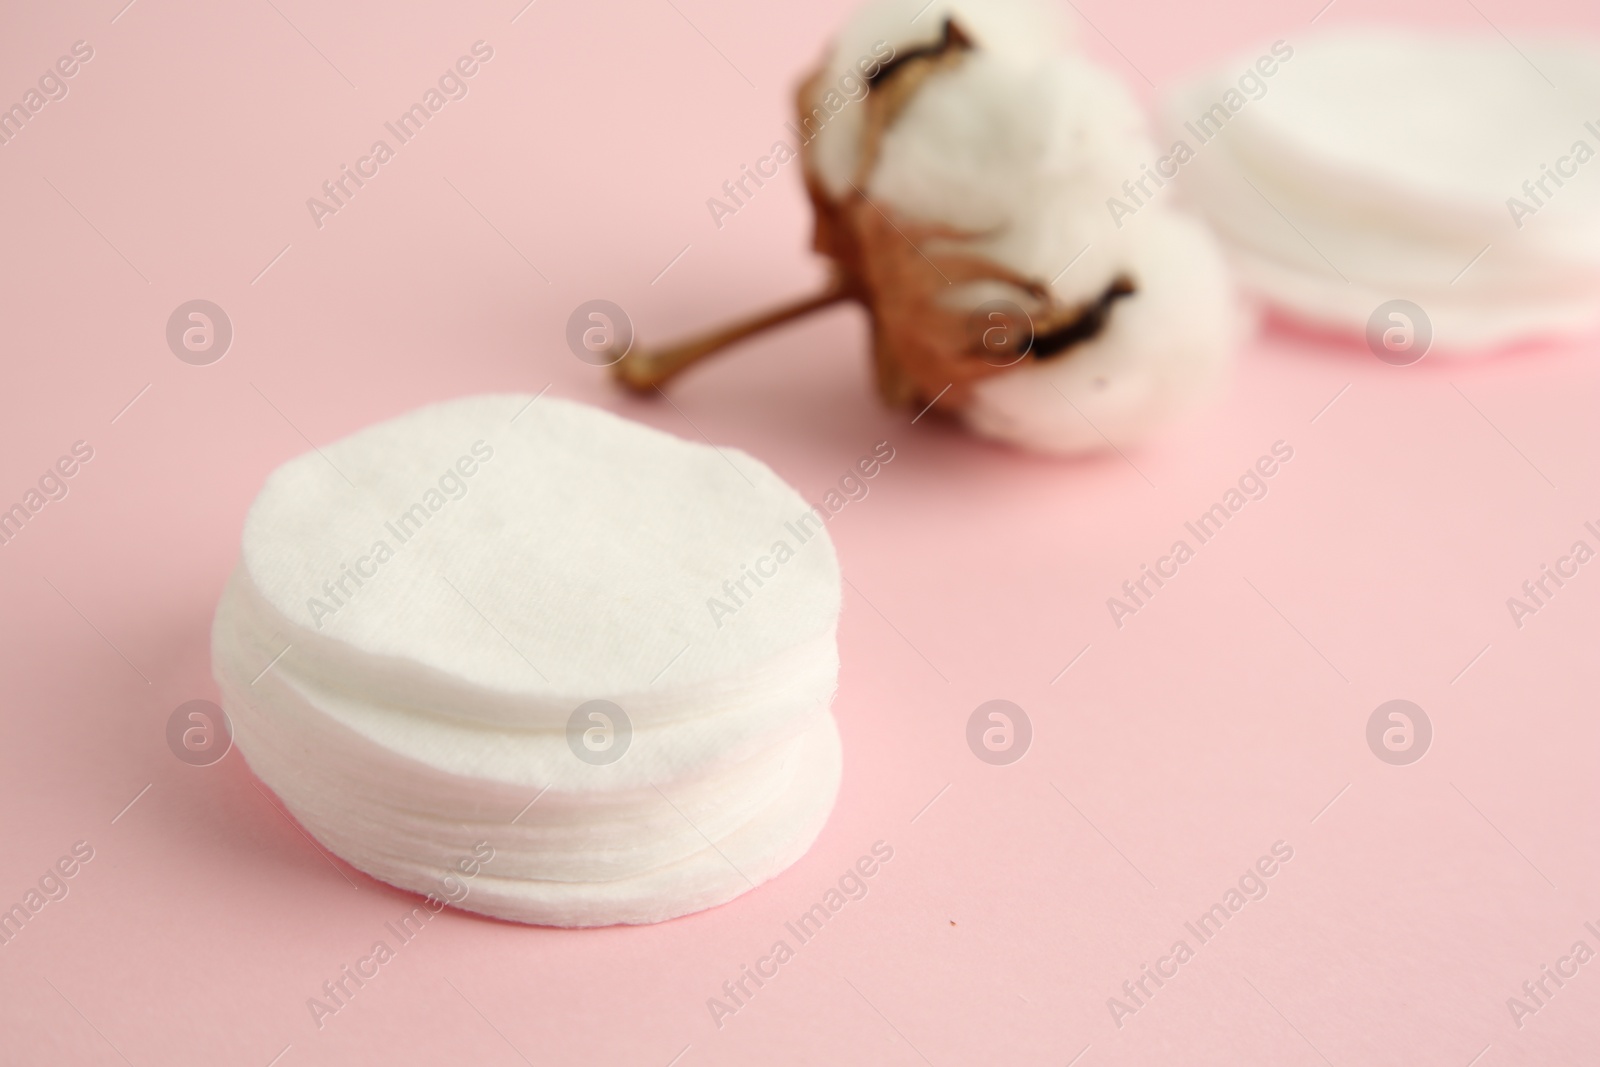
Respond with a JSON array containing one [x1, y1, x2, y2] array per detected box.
[[1163, 30, 1600, 352], [212, 394, 844, 926]]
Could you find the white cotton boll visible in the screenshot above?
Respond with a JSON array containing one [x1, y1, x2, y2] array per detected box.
[[808, 0, 1074, 201], [867, 53, 1152, 235], [865, 56, 1063, 232], [618, 0, 1239, 454], [962, 211, 1240, 454], [1028, 59, 1155, 210], [830, 0, 1071, 67], [841, 44, 1233, 452], [886, 56, 1155, 294], [791, 0, 1238, 454]]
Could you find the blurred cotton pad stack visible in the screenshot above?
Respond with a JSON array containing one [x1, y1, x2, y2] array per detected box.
[[211, 395, 842, 927], [1162, 30, 1600, 352]]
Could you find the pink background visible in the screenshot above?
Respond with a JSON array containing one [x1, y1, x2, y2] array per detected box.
[[3, 0, 1599, 1063]]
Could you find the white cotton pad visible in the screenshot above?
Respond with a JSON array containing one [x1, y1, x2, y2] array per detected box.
[[443, 715, 840, 928], [1163, 30, 1600, 352], [234, 702, 843, 928], [212, 394, 844, 926], [227, 394, 840, 729]]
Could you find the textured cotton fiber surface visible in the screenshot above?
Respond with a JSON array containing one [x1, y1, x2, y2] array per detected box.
[[212, 394, 843, 926], [234, 394, 840, 725], [808, 0, 1237, 453]]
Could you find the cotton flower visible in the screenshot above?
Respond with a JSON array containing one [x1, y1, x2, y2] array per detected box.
[[614, 0, 1238, 455]]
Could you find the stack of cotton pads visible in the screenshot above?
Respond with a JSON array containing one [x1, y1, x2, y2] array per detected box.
[[1163, 30, 1600, 353], [212, 394, 842, 927]]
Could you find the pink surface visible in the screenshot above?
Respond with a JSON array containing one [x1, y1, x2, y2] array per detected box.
[[3, 0, 1600, 1063]]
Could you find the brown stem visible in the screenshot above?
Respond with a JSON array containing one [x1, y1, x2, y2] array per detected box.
[[611, 280, 853, 393]]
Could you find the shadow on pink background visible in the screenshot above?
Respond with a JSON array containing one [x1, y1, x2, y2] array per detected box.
[[1, 0, 1598, 1063]]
